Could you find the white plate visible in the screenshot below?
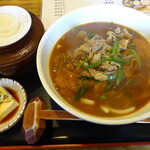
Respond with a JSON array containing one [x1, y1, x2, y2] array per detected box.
[[0, 6, 32, 47]]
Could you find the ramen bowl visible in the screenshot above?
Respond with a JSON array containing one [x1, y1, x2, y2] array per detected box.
[[37, 4, 150, 125]]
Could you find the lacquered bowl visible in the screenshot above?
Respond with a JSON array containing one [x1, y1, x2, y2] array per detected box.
[[37, 4, 150, 125]]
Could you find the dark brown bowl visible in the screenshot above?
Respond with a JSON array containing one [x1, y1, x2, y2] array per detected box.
[[0, 12, 44, 77]]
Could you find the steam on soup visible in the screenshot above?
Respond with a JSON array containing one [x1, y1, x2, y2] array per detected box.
[[50, 22, 150, 118]]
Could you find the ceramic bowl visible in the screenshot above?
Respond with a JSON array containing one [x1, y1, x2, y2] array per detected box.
[[0, 78, 27, 133], [0, 5, 32, 47], [37, 4, 150, 125]]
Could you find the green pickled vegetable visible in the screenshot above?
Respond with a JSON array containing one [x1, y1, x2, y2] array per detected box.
[[116, 65, 123, 86], [0, 91, 11, 103], [100, 95, 107, 100], [84, 58, 110, 69], [111, 57, 129, 63], [74, 85, 88, 101], [111, 40, 120, 56], [84, 57, 129, 70], [82, 57, 88, 63], [87, 32, 95, 39]]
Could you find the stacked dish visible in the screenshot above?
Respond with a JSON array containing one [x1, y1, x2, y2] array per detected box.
[[0, 6, 44, 77]]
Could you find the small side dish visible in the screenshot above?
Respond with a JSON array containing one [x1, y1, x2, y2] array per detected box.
[[0, 78, 27, 133]]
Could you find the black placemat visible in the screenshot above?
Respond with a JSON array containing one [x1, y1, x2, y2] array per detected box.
[[0, 68, 150, 146]]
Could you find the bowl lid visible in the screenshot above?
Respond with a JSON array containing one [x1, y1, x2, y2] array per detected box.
[[0, 12, 44, 66], [0, 6, 32, 47]]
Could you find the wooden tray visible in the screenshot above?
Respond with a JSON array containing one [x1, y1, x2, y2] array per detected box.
[[1, 67, 150, 149]]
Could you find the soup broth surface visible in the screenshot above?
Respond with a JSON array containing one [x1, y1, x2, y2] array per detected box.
[[50, 22, 150, 118]]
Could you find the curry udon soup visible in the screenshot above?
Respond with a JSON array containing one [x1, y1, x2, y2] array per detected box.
[[50, 22, 150, 118]]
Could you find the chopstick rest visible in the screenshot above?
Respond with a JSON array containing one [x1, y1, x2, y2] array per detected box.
[[22, 97, 79, 144]]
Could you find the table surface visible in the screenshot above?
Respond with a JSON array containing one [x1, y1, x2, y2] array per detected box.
[[1, 0, 150, 150], [0, 0, 41, 17]]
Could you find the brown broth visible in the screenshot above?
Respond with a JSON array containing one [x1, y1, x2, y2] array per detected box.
[[0, 87, 20, 124], [50, 22, 150, 118]]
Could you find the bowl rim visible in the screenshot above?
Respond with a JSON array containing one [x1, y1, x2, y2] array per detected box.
[[37, 4, 150, 125]]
